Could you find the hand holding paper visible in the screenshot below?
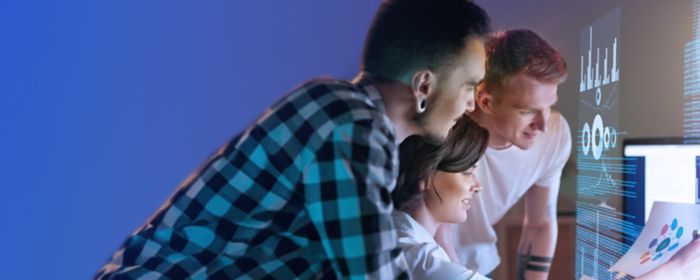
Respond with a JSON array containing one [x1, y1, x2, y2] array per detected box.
[[610, 201, 700, 278]]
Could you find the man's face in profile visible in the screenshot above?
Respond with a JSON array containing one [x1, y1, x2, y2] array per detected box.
[[418, 37, 486, 142]]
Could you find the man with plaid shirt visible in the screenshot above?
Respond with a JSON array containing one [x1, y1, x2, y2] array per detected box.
[[97, 0, 490, 279]]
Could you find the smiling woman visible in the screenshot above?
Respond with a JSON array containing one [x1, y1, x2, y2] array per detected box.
[[391, 115, 490, 279]]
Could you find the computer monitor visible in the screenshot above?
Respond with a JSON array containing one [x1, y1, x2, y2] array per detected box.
[[622, 138, 700, 228]]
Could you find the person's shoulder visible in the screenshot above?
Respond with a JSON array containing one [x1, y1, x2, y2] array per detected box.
[[546, 110, 570, 133], [268, 79, 395, 154], [293, 78, 361, 97], [291, 78, 366, 104], [542, 110, 571, 143], [290, 78, 385, 123], [540, 110, 572, 158], [526, 110, 570, 155]]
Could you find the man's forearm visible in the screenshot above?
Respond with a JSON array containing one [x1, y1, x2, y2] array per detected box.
[[516, 221, 558, 280]]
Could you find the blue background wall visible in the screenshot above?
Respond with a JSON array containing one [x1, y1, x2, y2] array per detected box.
[[0, 1, 380, 278]]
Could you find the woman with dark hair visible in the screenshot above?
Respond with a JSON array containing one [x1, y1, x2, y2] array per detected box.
[[391, 115, 491, 279]]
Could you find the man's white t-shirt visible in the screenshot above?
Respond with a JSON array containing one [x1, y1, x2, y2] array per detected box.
[[452, 111, 572, 274]]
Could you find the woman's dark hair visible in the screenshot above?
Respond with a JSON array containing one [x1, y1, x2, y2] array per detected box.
[[392, 116, 489, 212]]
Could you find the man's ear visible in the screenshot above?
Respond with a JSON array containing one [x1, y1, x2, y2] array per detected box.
[[476, 85, 496, 114], [410, 70, 436, 113]]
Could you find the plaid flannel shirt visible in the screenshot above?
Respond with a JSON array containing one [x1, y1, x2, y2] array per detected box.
[[97, 79, 410, 279]]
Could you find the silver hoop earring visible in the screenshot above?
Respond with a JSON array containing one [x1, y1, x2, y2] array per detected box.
[[417, 98, 427, 113]]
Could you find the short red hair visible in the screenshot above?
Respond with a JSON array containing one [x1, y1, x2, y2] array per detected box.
[[482, 29, 567, 91]]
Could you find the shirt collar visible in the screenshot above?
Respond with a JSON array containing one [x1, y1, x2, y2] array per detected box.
[[357, 81, 386, 115], [393, 211, 435, 244], [351, 73, 398, 143]]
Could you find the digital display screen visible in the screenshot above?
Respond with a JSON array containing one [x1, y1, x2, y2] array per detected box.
[[624, 141, 700, 224]]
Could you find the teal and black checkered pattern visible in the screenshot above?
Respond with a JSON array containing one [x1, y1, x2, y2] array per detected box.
[[96, 79, 409, 279]]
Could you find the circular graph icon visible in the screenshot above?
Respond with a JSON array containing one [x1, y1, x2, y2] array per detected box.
[[580, 114, 618, 160], [610, 128, 617, 148], [591, 114, 604, 160], [639, 218, 684, 265], [604, 127, 611, 149], [582, 122, 591, 156]]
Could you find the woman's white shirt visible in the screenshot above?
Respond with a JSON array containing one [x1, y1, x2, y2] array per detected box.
[[392, 211, 491, 280]]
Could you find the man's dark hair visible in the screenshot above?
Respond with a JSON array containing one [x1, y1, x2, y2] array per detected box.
[[362, 0, 490, 81], [483, 29, 568, 91], [392, 116, 489, 212]]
